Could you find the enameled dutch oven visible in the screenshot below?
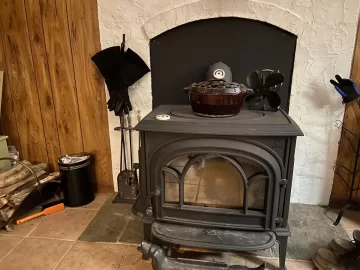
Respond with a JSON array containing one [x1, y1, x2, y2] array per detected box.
[[184, 79, 249, 117]]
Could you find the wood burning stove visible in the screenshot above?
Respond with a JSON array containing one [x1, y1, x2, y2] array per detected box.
[[133, 105, 303, 270], [131, 15, 300, 270]]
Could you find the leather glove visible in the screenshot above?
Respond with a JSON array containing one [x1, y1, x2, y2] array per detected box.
[[92, 45, 149, 116], [107, 89, 132, 116]]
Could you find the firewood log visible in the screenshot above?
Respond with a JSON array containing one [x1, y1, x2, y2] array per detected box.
[[0, 163, 47, 189], [0, 169, 48, 197], [6, 172, 60, 208], [0, 197, 7, 208], [0, 205, 13, 222], [0, 169, 60, 223], [8, 193, 29, 208], [0, 161, 32, 184], [38, 172, 60, 184]]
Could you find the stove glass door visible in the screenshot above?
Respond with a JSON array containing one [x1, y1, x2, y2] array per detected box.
[[164, 156, 267, 211], [150, 138, 282, 230]]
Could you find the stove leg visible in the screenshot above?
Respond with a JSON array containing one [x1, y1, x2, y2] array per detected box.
[[144, 223, 152, 242], [278, 236, 287, 270]]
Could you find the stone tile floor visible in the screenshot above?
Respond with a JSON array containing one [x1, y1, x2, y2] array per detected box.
[[0, 193, 358, 270]]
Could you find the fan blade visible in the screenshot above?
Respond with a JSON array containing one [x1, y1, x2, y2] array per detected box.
[[266, 91, 281, 108], [246, 71, 263, 91]]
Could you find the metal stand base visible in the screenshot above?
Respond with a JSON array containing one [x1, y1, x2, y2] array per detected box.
[[333, 120, 360, 226], [112, 193, 137, 204], [333, 201, 360, 226], [112, 176, 138, 204]]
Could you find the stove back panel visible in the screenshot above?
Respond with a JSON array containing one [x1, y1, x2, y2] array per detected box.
[[150, 17, 297, 112]]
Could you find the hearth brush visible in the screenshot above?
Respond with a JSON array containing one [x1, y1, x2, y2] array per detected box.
[[16, 202, 64, 225]]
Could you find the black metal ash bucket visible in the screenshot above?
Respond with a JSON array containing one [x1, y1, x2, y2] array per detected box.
[[58, 153, 94, 207]]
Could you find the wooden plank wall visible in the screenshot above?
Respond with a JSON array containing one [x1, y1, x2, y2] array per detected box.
[[330, 19, 360, 204], [0, 0, 113, 192]]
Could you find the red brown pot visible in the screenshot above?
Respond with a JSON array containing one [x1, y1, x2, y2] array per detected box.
[[184, 79, 249, 117]]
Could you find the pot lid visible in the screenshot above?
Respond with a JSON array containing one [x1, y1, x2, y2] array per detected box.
[[184, 79, 248, 95]]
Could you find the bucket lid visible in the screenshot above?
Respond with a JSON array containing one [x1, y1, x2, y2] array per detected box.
[[59, 153, 90, 165]]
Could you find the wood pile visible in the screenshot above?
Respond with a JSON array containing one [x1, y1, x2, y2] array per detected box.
[[0, 161, 60, 224]]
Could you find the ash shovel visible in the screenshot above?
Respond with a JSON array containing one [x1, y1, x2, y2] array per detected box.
[[113, 114, 137, 203]]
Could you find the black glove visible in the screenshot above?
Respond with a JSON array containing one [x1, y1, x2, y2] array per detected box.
[[330, 75, 360, 103], [92, 44, 150, 116], [92, 46, 130, 116], [107, 89, 132, 116]]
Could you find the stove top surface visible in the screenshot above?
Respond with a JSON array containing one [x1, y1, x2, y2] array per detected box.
[[170, 108, 266, 122], [135, 105, 303, 136]]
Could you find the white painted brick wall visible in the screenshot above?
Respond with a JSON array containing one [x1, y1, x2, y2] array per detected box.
[[97, 0, 360, 205]]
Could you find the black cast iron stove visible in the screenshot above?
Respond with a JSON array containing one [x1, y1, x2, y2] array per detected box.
[[133, 105, 303, 270], [131, 15, 300, 270]]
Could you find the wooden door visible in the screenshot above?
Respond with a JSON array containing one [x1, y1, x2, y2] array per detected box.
[[0, 0, 113, 192]]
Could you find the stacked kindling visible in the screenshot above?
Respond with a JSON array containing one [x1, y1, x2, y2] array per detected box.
[[0, 161, 60, 224]]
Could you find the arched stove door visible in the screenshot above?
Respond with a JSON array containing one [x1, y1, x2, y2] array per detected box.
[[150, 138, 283, 231]]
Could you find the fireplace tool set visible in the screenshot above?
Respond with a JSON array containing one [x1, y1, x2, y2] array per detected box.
[[112, 111, 142, 203], [91, 34, 150, 203]]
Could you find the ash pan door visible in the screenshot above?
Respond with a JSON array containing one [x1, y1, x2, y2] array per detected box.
[[150, 138, 283, 231]]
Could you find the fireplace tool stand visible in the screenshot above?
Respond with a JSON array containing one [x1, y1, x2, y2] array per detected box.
[[113, 114, 139, 204], [333, 120, 360, 225]]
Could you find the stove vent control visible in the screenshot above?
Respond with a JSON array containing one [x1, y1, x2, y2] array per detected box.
[[156, 114, 170, 121]]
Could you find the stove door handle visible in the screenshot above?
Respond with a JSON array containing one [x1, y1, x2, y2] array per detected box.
[[147, 186, 161, 205]]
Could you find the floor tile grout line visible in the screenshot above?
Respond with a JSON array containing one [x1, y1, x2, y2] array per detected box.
[[65, 207, 100, 243], [340, 222, 352, 238], [65, 207, 102, 211], [25, 216, 49, 237], [0, 233, 25, 237], [9, 205, 99, 243], [79, 207, 101, 236], [250, 254, 312, 262], [116, 219, 131, 242], [0, 236, 25, 263], [76, 240, 139, 246], [52, 241, 76, 270], [0, 216, 48, 238], [26, 235, 76, 242]]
